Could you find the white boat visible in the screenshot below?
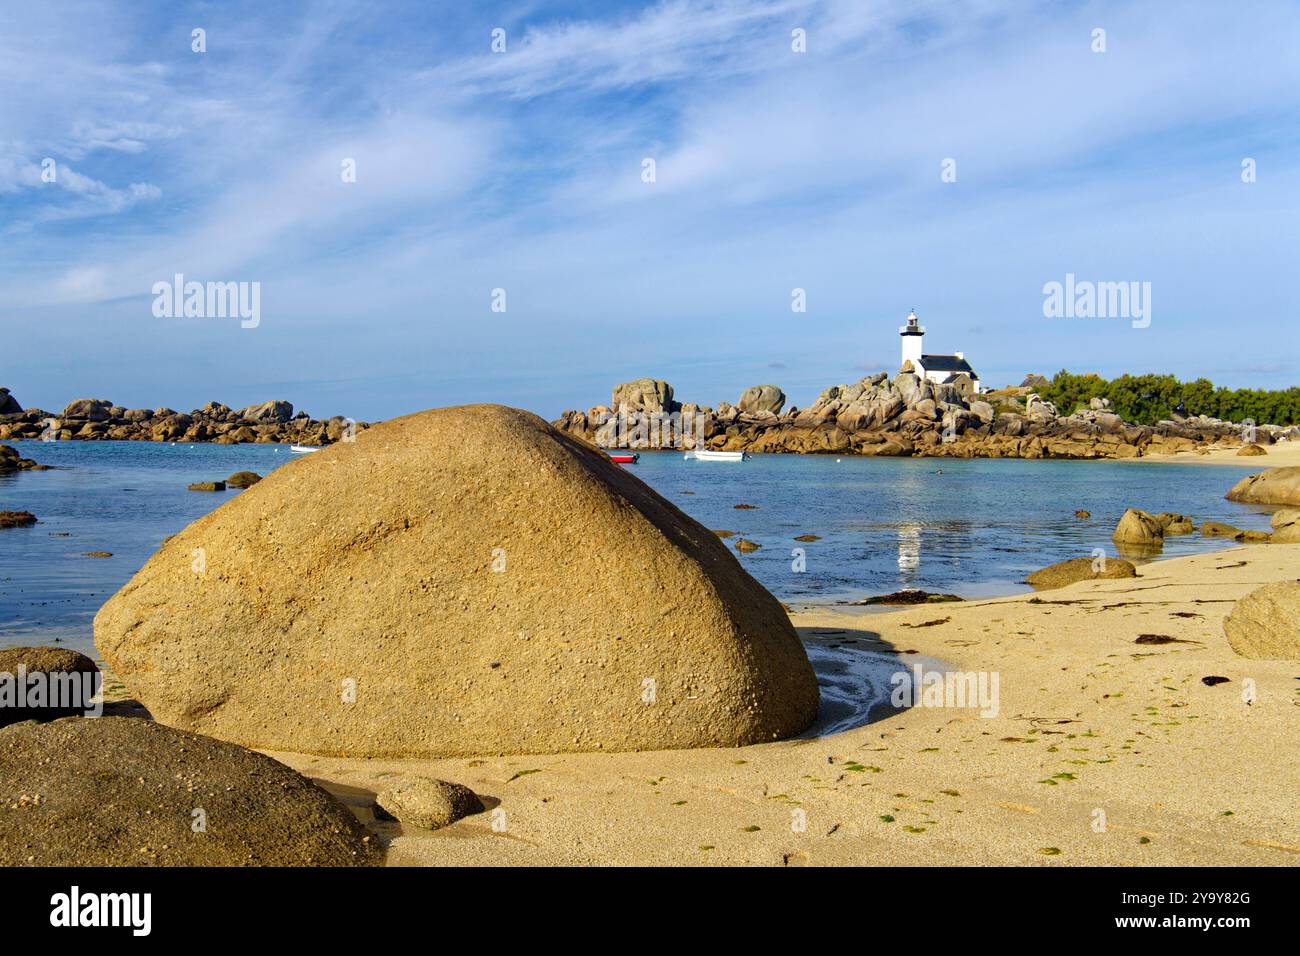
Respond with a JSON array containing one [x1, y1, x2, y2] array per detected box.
[[290, 444, 321, 454], [688, 449, 746, 462]]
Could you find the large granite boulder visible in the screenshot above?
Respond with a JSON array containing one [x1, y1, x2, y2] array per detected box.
[[0, 717, 379, 866], [1222, 581, 1300, 659], [238, 400, 294, 424], [0, 388, 20, 415], [611, 378, 675, 414], [1025, 556, 1137, 591], [1226, 467, 1300, 506], [737, 385, 786, 415], [62, 398, 112, 421], [95, 405, 818, 757]]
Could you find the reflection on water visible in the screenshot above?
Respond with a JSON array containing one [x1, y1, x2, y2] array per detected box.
[[896, 521, 921, 575], [0, 441, 1280, 655]]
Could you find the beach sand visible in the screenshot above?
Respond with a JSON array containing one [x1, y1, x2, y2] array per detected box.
[[257, 544, 1300, 866], [1135, 441, 1300, 468]]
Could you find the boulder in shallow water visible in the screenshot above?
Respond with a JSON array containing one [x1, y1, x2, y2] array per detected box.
[[224, 471, 262, 488], [95, 404, 818, 757], [0, 716, 380, 866], [1223, 581, 1300, 659], [1225, 467, 1300, 506], [1153, 512, 1194, 535], [1025, 556, 1137, 591], [1201, 520, 1242, 537], [1112, 508, 1163, 547], [0, 510, 37, 528]]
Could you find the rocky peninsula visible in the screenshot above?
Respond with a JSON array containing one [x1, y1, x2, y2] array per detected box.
[[554, 375, 1300, 460], [0, 389, 366, 446]]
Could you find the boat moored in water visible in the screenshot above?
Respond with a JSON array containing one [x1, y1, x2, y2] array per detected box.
[[687, 449, 746, 462]]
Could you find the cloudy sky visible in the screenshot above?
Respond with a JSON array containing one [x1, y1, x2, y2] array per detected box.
[[2, 0, 1297, 421]]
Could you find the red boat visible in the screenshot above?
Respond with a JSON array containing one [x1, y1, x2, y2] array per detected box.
[[608, 453, 639, 464]]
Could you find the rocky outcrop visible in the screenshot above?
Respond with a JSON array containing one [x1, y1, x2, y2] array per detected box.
[[0, 398, 367, 446], [737, 384, 785, 415], [95, 404, 819, 758], [0, 511, 38, 529], [1223, 582, 1300, 660], [0, 444, 45, 473], [1226, 467, 1300, 506], [1025, 556, 1137, 591], [0, 717, 380, 866], [553, 376, 1294, 461], [375, 778, 483, 830], [0, 389, 20, 415]]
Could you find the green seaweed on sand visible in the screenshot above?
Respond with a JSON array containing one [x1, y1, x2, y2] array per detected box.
[[507, 768, 542, 783]]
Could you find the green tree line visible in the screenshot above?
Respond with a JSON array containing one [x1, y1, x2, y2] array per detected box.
[[1036, 371, 1300, 426]]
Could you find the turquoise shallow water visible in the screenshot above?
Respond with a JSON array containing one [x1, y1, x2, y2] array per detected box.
[[0, 440, 1276, 657]]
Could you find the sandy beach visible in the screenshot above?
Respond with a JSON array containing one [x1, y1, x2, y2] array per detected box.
[[246, 543, 1300, 867], [1135, 442, 1300, 468]]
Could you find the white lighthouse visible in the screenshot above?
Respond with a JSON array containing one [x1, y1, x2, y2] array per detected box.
[[896, 307, 981, 391], [899, 308, 925, 369]]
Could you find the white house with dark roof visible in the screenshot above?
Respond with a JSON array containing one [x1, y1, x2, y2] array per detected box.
[[898, 309, 979, 387]]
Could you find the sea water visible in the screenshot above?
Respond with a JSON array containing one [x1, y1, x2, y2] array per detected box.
[[0, 440, 1275, 656]]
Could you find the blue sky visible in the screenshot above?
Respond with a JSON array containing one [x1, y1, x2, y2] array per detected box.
[[2, 0, 1298, 421]]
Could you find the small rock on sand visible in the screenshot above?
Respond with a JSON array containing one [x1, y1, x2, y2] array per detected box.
[[1236, 444, 1267, 456], [1025, 556, 1137, 591], [375, 778, 483, 830]]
